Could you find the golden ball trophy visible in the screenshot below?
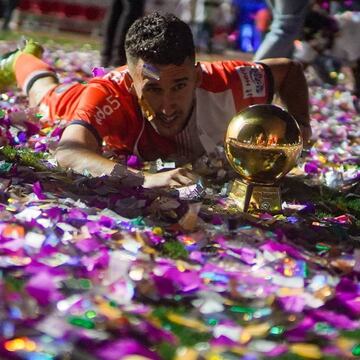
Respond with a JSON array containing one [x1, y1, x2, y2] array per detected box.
[[225, 104, 303, 213]]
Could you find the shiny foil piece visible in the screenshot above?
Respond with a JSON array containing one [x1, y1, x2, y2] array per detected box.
[[139, 96, 155, 122], [142, 63, 160, 80]]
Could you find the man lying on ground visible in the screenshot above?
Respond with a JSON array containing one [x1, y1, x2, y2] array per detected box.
[[0, 12, 312, 188]]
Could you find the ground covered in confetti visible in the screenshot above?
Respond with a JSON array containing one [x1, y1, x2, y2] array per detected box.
[[0, 43, 359, 360]]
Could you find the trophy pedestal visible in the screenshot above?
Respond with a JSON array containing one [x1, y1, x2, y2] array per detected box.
[[229, 179, 282, 213]]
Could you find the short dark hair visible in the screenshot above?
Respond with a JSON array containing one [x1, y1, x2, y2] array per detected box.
[[125, 12, 195, 66]]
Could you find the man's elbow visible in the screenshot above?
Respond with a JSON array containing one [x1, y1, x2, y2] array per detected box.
[[55, 141, 85, 169], [280, 59, 307, 88], [275, 58, 305, 76], [55, 146, 72, 169], [55, 140, 100, 172]]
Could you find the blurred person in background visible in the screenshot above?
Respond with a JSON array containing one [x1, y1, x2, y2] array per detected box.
[[315, 0, 360, 14], [144, 0, 187, 15], [145, 0, 236, 53], [101, 0, 145, 67], [254, 0, 310, 60], [192, 0, 235, 53], [1, 0, 20, 30], [254, 5, 272, 41], [294, 9, 360, 112]]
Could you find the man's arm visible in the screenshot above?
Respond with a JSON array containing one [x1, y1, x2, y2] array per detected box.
[[55, 124, 116, 177], [55, 124, 198, 188], [261, 58, 312, 143]]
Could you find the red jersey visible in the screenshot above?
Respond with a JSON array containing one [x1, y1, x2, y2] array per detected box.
[[42, 60, 273, 160]]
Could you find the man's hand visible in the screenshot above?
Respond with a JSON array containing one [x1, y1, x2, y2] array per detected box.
[[143, 167, 200, 188]]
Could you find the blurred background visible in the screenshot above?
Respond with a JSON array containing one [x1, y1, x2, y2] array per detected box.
[[0, 0, 358, 54]]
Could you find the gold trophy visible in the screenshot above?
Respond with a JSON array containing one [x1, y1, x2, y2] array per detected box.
[[225, 104, 303, 213]]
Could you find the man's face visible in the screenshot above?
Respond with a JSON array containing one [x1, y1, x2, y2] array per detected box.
[[129, 57, 201, 138]]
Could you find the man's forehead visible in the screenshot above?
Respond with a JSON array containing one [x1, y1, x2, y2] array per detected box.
[[134, 59, 195, 81]]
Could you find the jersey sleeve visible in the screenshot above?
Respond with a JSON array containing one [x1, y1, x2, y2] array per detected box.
[[70, 81, 127, 146], [200, 60, 274, 110], [230, 60, 274, 104]]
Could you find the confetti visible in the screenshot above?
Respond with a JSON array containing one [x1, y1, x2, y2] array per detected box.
[[0, 42, 358, 360]]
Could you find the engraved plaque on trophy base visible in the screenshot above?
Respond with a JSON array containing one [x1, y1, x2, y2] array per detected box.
[[229, 179, 282, 213]]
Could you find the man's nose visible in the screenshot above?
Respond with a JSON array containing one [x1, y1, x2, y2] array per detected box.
[[160, 93, 176, 114]]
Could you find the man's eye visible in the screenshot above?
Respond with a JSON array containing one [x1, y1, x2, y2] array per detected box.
[[146, 88, 162, 94], [174, 83, 186, 91]]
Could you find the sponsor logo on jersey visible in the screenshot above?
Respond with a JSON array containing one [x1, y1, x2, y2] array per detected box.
[[236, 66, 265, 98], [104, 70, 127, 83]]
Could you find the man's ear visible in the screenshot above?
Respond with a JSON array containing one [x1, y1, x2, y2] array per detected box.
[[129, 83, 138, 96], [128, 79, 140, 98], [124, 72, 137, 95], [195, 62, 203, 87]]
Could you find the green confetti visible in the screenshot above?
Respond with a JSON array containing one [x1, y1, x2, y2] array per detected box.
[[63, 278, 92, 290], [230, 305, 255, 314], [0, 160, 12, 172], [207, 318, 218, 326], [162, 240, 188, 259], [79, 278, 92, 290], [314, 322, 336, 335], [352, 344, 360, 356], [85, 310, 97, 319], [342, 329, 360, 339], [0, 145, 48, 171], [6, 276, 25, 291], [315, 243, 331, 252], [131, 216, 145, 227], [68, 316, 95, 329], [303, 262, 309, 278], [157, 342, 177, 360], [270, 326, 285, 335]]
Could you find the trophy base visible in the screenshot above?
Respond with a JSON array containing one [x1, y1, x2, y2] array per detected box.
[[229, 179, 282, 213]]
